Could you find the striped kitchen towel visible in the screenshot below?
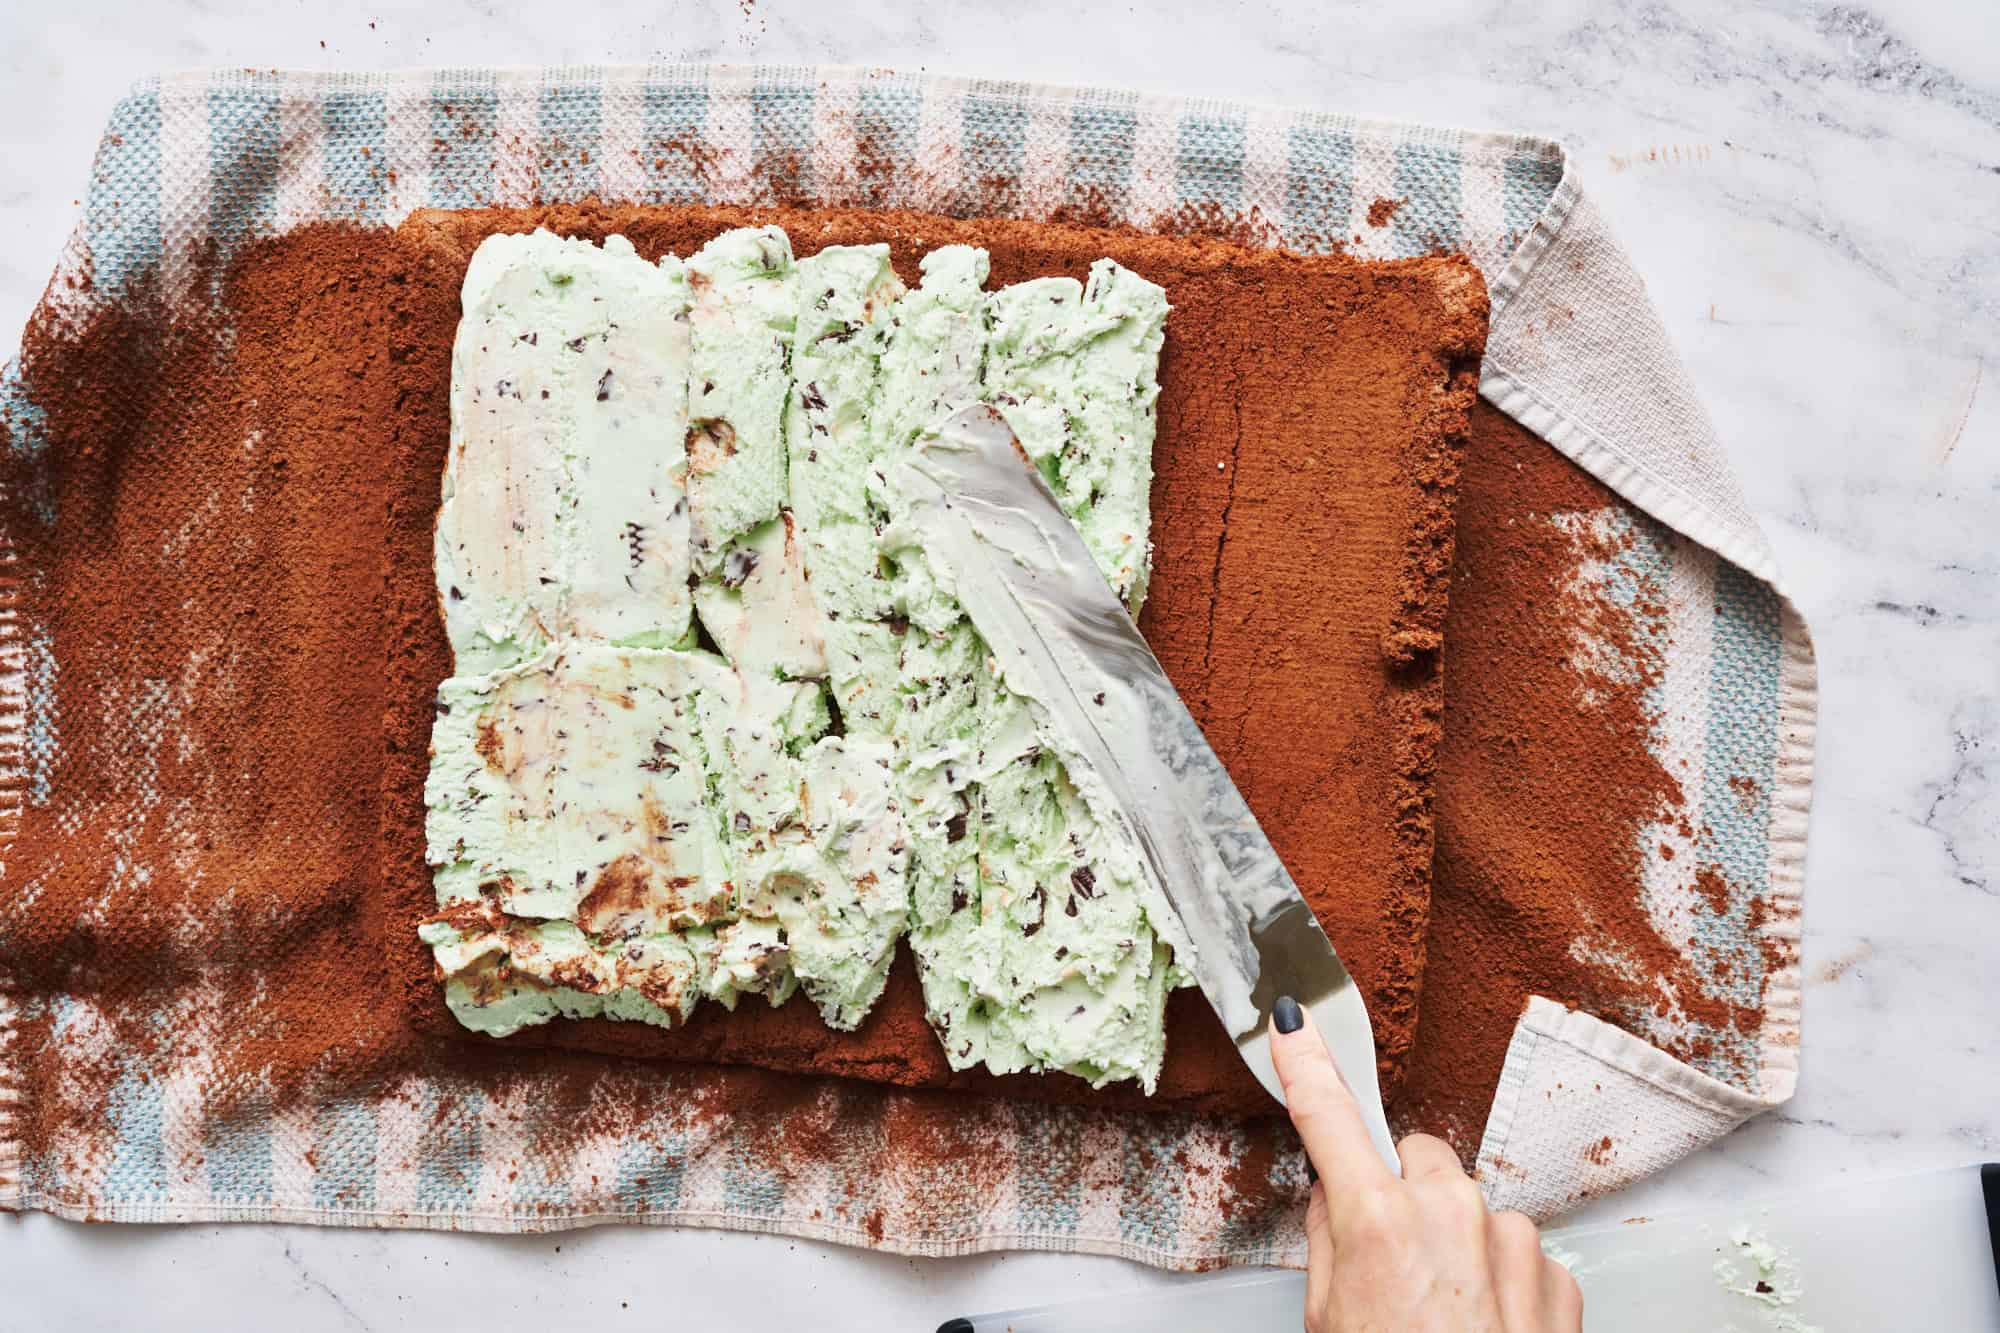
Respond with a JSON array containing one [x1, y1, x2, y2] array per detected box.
[[0, 65, 1811, 1262]]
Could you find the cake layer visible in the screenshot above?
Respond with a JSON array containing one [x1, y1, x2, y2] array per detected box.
[[386, 204, 1488, 1117]]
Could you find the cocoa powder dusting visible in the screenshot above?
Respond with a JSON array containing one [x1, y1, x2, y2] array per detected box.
[[1366, 197, 1405, 229], [0, 190, 1725, 1224], [1391, 403, 1763, 1160]]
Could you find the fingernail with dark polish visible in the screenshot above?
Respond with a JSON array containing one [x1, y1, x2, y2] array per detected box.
[[1273, 994, 1303, 1034], [936, 1320, 975, 1333]]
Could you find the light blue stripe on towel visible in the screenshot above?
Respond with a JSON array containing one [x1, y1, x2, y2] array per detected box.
[[539, 79, 603, 203], [1012, 1104, 1082, 1238], [1284, 121, 1356, 254], [1118, 1123, 1187, 1252], [1694, 560, 1783, 1077], [1067, 98, 1137, 219], [311, 1098, 379, 1212], [203, 1096, 275, 1208], [429, 74, 499, 210], [958, 88, 1031, 217], [751, 77, 815, 201], [86, 85, 163, 292], [415, 1083, 484, 1213], [322, 88, 389, 224], [1176, 110, 1245, 214], [208, 83, 282, 262], [101, 1063, 169, 1204], [643, 74, 709, 204], [1391, 136, 1462, 257], [856, 79, 922, 208], [614, 1128, 689, 1213]]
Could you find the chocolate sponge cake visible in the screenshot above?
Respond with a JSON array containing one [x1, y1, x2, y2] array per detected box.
[[382, 203, 1488, 1118]]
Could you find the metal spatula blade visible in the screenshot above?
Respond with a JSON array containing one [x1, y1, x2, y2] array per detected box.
[[892, 405, 1395, 1171]]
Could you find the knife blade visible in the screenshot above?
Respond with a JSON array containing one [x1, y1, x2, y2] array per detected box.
[[890, 404, 1398, 1172]]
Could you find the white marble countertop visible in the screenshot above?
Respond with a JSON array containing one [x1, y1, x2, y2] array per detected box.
[[2, 0, 1994, 1327]]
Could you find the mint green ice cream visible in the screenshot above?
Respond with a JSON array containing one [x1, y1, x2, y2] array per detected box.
[[686, 226, 797, 572], [785, 243, 908, 734], [987, 259, 1167, 607], [425, 226, 1178, 1087], [859, 245, 1184, 1089], [875, 246, 994, 637], [438, 230, 696, 675]]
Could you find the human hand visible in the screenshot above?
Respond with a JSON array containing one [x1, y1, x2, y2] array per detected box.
[[1269, 995, 1584, 1333]]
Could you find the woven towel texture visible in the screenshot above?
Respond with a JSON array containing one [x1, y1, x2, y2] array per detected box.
[[0, 65, 1811, 1259]]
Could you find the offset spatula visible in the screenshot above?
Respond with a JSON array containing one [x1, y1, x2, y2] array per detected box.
[[890, 404, 1397, 1172]]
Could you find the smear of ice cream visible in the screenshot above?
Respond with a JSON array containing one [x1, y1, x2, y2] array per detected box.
[[1712, 1222, 1822, 1332]]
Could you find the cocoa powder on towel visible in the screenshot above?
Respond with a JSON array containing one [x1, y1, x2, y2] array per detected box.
[[0, 208, 1738, 1172], [1397, 402, 1766, 1162]]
